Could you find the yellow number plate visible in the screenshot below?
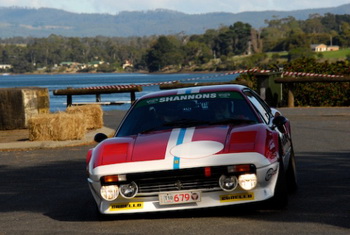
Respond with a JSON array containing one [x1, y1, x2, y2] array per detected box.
[[220, 192, 254, 202], [109, 202, 144, 211]]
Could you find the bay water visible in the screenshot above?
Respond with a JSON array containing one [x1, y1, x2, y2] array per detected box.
[[0, 73, 238, 112]]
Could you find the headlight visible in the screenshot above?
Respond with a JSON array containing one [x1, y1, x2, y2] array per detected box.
[[238, 174, 257, 190], [219, 175, 238, 191], [100, 185, 119, 201], [120, 181, 138, 199]]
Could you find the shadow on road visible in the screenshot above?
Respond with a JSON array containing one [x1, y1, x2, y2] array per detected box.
[[0, 149, 349, 229]]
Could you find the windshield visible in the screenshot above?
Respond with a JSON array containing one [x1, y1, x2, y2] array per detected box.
[[116, 91, 259, 137]]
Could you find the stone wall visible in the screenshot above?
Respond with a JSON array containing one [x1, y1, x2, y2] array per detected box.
[[0, 87, 50, 130]]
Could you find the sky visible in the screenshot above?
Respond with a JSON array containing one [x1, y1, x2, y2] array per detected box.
[[0, 0, 349, 14]]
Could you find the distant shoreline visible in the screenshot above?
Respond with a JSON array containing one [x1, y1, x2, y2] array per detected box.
[[1, 70, 222, 76]]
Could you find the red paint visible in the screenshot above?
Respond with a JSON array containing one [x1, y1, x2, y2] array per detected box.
[[91, 123, 280, 168], [191, 126, 229, 154], [92, 138, 134, 168], [86, 149, 93, 165], [228, 125, 259, 153], [131, 131, 171, 161], [93, 142, 129, 168]]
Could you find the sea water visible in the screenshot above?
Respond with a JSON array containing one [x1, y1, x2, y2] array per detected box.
[[0, 73, 238, 112]]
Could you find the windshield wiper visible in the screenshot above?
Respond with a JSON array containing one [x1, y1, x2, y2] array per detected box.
[[140, 127, 162, 134]]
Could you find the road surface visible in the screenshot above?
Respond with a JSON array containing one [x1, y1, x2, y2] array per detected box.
[[0, 107, 349, 234]]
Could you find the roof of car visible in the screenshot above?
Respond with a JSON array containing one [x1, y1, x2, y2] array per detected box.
[[139, 84, 248, 100]]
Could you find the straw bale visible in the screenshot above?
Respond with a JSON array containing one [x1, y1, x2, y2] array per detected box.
[[66, 105, 103, 130], [28, 112, 87, 141], [0, 87, 49, 130]]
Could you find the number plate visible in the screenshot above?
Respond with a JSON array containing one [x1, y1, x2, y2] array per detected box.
[[159, 191, 201, 205]]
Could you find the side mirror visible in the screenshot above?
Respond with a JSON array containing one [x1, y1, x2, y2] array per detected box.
[[272, 115, 287, 133], [94, 133, 108, 143]]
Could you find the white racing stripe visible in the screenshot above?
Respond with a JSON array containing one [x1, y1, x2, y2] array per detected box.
[[166, 127, 195, 169]]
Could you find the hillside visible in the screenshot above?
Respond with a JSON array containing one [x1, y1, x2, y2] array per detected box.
[[0, 4, 350, 38]]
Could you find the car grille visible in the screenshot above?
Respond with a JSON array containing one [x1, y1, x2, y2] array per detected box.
[[126, 166, 228, 195], [138, 177, 220, 194]]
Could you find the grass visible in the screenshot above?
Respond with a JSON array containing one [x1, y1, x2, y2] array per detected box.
[[318, 48, 350, 59], [265, 48, 350, 61]]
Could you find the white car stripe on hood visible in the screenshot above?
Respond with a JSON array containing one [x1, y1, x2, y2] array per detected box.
[[168, 127, 195, 169]]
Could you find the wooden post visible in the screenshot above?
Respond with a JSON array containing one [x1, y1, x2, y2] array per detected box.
[[287, 84, 294, 108], [130, 91, 136, 102], [96, 94, 101, 102], [67, 94, 72, 107]]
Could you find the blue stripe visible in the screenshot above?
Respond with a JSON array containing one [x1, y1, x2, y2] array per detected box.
[[173, 128, 186, 169], [184, 89, 192, 94]]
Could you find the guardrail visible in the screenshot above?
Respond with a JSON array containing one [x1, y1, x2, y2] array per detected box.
[[274, 76, 350, 107], [52, 72, 350, 108], [53, 85, 143, 107]]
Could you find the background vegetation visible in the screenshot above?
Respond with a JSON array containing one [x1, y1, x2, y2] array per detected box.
[[1, 13, 349, 106]]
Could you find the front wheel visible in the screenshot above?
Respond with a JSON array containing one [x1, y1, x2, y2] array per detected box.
[[286, 148, 298, 193], [266, 161, 288, 210]]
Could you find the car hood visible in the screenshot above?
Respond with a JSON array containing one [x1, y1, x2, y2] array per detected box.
[[91, 123, 274, 169]]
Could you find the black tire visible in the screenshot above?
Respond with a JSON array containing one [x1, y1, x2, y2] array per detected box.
[[286, 148, 298, 193], [267, 161, 288, 210]]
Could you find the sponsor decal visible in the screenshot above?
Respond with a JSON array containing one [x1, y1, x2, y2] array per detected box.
[[218, 92, 234, 98], [159, 93, 217, 102], [109, 202, 144, 211], [136, 92, 243, 107], [265, 167, 278, 181], [146, 98, 159, 104], [220, 192, 254, 202]]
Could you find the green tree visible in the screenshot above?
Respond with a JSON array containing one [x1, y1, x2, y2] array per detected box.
[[145, 36, 184, 72], [283, 31, 310, 51], [213, 22, 252, 57], [230, 22, 252, 55], [262, 16, 302, 51], [11, 56, 35, 73], [183, 41, 212, 65], [339, 22, 350, 47], [302, 14, 325, 34]]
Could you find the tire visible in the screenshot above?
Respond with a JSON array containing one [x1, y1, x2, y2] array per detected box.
[[286, 147, 298, 193], [267, 161, 288, 210]]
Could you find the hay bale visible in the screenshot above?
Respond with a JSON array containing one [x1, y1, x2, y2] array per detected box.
[[0, 87, 50, 130], [28, 112, 87, 141], [66, 105, 103, 130]]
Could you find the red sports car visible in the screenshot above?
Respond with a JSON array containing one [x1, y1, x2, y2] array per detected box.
[[86, 85, 297, 214]]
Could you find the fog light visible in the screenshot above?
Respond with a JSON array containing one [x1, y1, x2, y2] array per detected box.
[[120, 181, 138, 199], [100, 185, 119, 201], [238, 174, 257, 190], [219, 175, 238, 192]]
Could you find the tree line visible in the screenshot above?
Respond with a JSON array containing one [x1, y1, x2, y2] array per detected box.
[[1, 13, 350, 73]]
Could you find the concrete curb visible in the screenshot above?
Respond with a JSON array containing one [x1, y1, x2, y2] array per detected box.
[[0, 126, 115, 151]]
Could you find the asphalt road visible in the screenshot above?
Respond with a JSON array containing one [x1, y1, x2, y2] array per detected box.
[[0, 107, 349, 235]]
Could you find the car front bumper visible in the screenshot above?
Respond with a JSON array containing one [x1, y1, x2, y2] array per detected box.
[[88, 159, 279, 214]]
